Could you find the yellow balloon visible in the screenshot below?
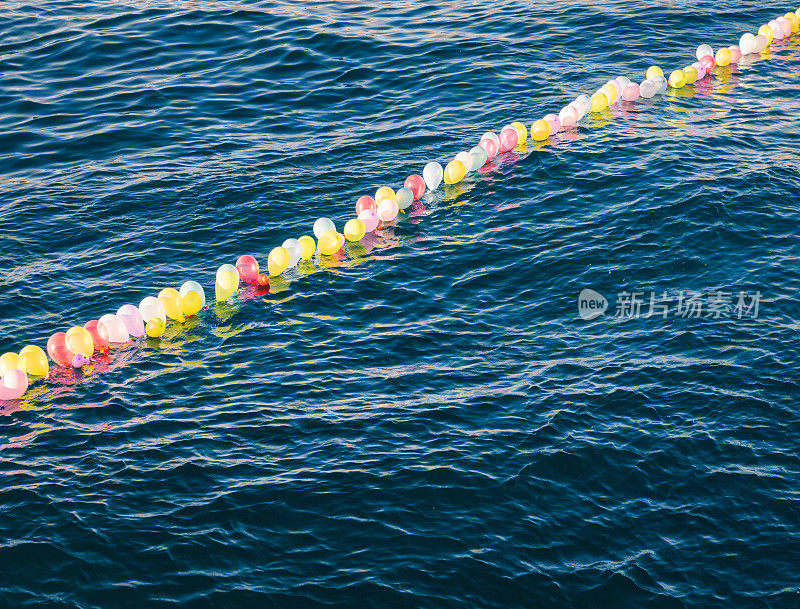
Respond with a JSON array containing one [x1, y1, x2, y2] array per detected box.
[[590, 92, 608, 113], [298, 235, 316, 260], [268, 246, 291, 276], [786, 13, 799, 34], [215, 281, 236, 302], [375, 186, 395, 204], [683, 65, 699, 84], [668, 69, 686, 88], [344, 218, 366, 242], [18, 345, 48, 377], [145, 318, 166, 338], [182, 291, 203, 317], [530, 119, 550, 141], [511, 121, 527, 145], [443, 160, 466, 185], [158, 288, 185, 323], [0, 352, 21, 375], [646, 66, 663, 80], [714, 47, 732, 67], [759, 24, 773, 44], [318, 230, 341, 255], [65, 326, 94, 358]]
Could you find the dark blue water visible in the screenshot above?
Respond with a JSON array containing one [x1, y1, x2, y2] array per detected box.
[[1, 1, 799, 607]]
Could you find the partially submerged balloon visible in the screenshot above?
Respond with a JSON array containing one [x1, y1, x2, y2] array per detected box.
[[236, 255, 259, 284], [469, 146, 487, 170], [455, 151, 473, 172], [531, 119, 550, 141], [739, 32, 757, 54], [267, 246, 291, 277], [715, 47, 732, 67], [601, 82, 618, 104], [117, 303, 145, 336], [313, 217, 336, 240], [668, 69, 687, 88], [257, 274, 269, 287], [622, 83, 640, 101], [403, 175, 425, 200], [377, 198, 399, 221], [298, 235, 316, 260], [574, 95, 591, 117], [0, 370, 28, 400], [145, 318, 166, 338], [355, 195, 376, 214], [480, 132, 500, 152], [542, 114, 561, 135], [182, 292, 203, 317], [614, 76, 631, 94], [47, 332, 73, 367], [699, 55, 716, 72], [754, 34, 768, 53], [758, 24, 773, 44], [375, 186, 395, 204], [691, 61, 707, 79], [682, 65, 698, 85], [358, 209, 379, 232], [590, 92, 608, 113], [479, 137, 498, 160], [282, 238, 302, 268], [510, 121, 527, 145], [215, 263, 239, 301], [423, 162, 443, 191], [395, 187, 414, 210], [639, 79, 657, 99], [498, 126, 519, 152], [558, 104, 579, 127], [65, 326, 94, 358], [344, 218, 366, 242], [769, 19, 783, 40], [98, 314, 129, 343], [443, 160, 466, 185], [646, 66, 664, 80], [652, 75, 668, 94], [84, 320, 109, 353], [72, 353, 87, 368], [0, 353, 20, 376], [318, 229, 341, 255], [728, 45, 741, 63], [158, 288, 185, 323], [696, 44, 713, 61], [18, 345, 48, 377]]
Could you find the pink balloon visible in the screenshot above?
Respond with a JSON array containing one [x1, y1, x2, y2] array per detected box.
[[558, 105, 579, 127], [0, 370, 28, 400], [358, 209, 379, 232], [622, 83, 640, 102], [355, 195, 376, 215], [479, 137, 498, 161], [691, 61, 707, 79], [47, 332, 74, 368], [700, 55, 716, 71], [543, 113, 561, 135], [84, 320, 109, 352], [377, 199, 399, 222], [498, 127, 519, 153], [72, 353, 87, 368], [117, 304, 144, 337], [728, 45, 741, 63], [403, 175, 426, 200], [777, 17, 790, 38], [236, 255, 259, 284]]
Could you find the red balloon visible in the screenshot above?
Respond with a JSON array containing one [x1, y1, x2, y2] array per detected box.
[[699, 55, 716, 71], [403, 174, 426, 200], [257, 273, 269, 286], [84, 320, 109, 353], [498, 128, 518, 153], [355, 196, 376, 215], [479, 137, 499, 161], [236, 255, 260, 284], [46, 332, 74, 368]]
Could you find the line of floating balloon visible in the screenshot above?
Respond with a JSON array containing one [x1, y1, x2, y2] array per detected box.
[[1, 9, 798, 401]]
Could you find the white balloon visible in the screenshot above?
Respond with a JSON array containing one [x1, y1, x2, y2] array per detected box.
[[282, 238, 302, 268], [179, 281, 205, 307], [216, 264, 237, 283], [395, 187, 414, 210], [313, 217, 335, 239], [639, 79, 657, 99], [754, 34, 768, 52], [651, 75, 668, 94], [696, 43, 713, 60], [558, 105, 579, 127], [423, 162, 443, 191], [569, 101, 585, 120], [138, 297, 166, 324], [739, 32, 756, 55], [574, 94, 591, 117], [455, 151, 473, 172], [615, 76, 631, 92], [98, 314, 129, 343], [468, 146, 487, 170], [769, 19, 783, 40]]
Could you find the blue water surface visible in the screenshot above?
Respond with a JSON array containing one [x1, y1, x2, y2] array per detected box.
[[1, 1, 799, 607]]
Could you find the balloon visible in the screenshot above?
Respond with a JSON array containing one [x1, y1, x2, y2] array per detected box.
[[318, 229, 341, 255], [622, 83, 640, 101], [769, 19, 783, 40], [652, 75, 668, 94], [179, 282, 206, 308], [779, 17, 791, 37], [282, 239, 302, 268], [543, 114, 561, 135], [455, 151, 473, 172], [479, 137, 498, 161], [72, 353, 87, 368], [313, 217, 336, 239], [18, 345, 48, 377], [787, 12, 799, 34], [646, 66, 663, 80], [691, 61, 706, 79], [602, 82, 618, 104], [510, 121, 527, 145], [145, 318, 166, 338], [614, 76, 631, 94], [377, 198, 399, 221], [498, 126, 518, 152], [469, 146, 487, 170], [395, 187, 414, 210], [298, 235, 316, 260], [639, 79, 657, 99], [696, 44, 713, 61], [355, 195, 376, 214], [65, 326, 93, 358], [267, 246, 290, 277], [574, 95, 591, 117], [668, 69, 686, 88], [714, 47, 732, 67], [358, 209, 379, 232], [443, 160, 466, 185], [758, 24, 773, 45], [84, 320, 109, 353], [182, 291, 203, 317], [98, 314, 129, 343], [257, 273, 269, 287], [739, 32, 757, 54], [754, 34, 768, 52], [375, 186, 395, 205], [0, 353, 20, 376], [480, 132, 500, 152], [682, 66, 698, 85], [728, 46, 741, 63], [403, 175, 425, 200], [0, 370, 28, 400], [235, 255, 259, 284], [46, 332, 73, 367], [590, 92, 608, 113], [158, 288, 185, 323], [558, 104, 579, 127], [531, 119, 550, 141], [423, 162, 443, 191], [699, 55, 716, 72], [117, 304, 145, 336], [344, 218, 366, 242]]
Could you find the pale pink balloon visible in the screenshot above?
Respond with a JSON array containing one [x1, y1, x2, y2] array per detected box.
[[377, 199, 399, 222], [479, 137, 498, 161], [558, 105, 579, 127], [0, 370, 28, 400], [776, 17, 790, 38], [98, 314, 129, 344], [117, 304, 144, 337], [727, 45, 741, 63], [498, 127, 518, 153], [543, 113, 561, 134], [691, 61, 706, 79], [358, 209, 379, 232], [622, 83, 640, 102]]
